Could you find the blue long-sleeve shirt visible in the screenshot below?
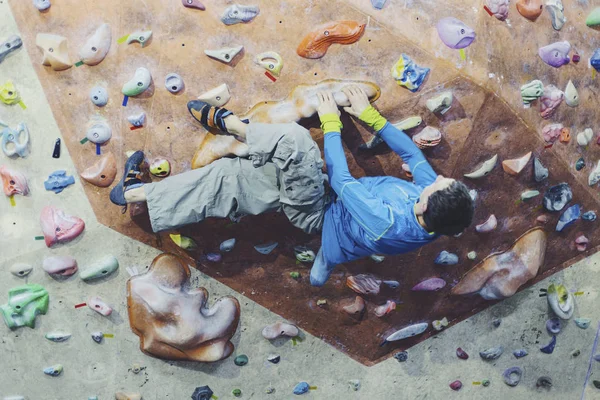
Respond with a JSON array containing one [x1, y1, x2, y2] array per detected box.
[[321, 122, 439, 267]]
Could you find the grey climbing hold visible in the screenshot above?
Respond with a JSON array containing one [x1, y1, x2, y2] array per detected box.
[[33, 0, 51, 11], [534, 158, 549, 182], [513, 349, 528, 358], [9, 263, 33, 277], [165, 73, 184, 94], [191, 386, 214, 400], [582, 211, 597, 221], [480, 346, 503, 360], [43, 364, 63, 376], [127, 112, 146, 127], [348, 379, 361, 391], [503, 367, 522, 387], [543, 183, 572, 212], [434, 251, 458, 265], [90, 86, 108, 107], [86, 120, 112, 144], [492, 318, 501, 328], [536, 376, 552, 389], [0, 35, 23, 65], [45, 332, 71, 342], [254, 242, 278, 255], [220, 238, 236, 252], [221, 4, 260, 25], [394, 351, 408, 362], [91, 331, 103, 343], [575, 318, 591, 329], [383, 280, 400, 289]]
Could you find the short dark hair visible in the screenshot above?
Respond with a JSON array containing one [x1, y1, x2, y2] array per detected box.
[[423, 181, 474, 236]]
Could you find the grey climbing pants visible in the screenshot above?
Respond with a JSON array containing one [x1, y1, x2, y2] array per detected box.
[[144, 122, 327, 234]]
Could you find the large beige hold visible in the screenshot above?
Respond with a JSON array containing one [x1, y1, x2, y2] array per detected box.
[[197, 83, 231, 107], [36, 33, 72, 71], [80, 153, 117, 187], [191, 79, 381, 169], [451, 228, 547, 300], [79, 23, 111, 66], [127, 253, 241, 362], [502, 151, 532, 175]]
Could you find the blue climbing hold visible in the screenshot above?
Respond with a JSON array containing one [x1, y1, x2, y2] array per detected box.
[[44, 170, 75, 194], [582, 211, 597, 222], [513, 349, 528, 358], [293, 382, 310, 395], [591, 48, 600, 71], [556, 204, 580, 232], [434, 251, 459, 265], [540, 336, 557, 354]]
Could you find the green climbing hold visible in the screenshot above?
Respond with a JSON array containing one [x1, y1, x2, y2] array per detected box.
[[521, 190, 540, 201], [586, 8, 600, 27], [0, 284, 49, 329], [80, 256, 119, 281], [234, 354, 248, 366], [290, 272, 300, 280], [482, 379, 491, 387], [232, 389, 242, 397]]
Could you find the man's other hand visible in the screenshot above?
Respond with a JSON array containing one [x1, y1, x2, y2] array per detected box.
[[317, 91, 340, 118], [342, 85, 371, 118]]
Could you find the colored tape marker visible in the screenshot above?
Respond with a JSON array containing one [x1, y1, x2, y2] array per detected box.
[[459, 48, 466, 61], [18, 100, 26, 110], [9, 195, 15, 207], [117, 34, 129, 44], [74, 302, 87, 308], [309, 386, 318, 390], [574, 291, 585, 296], [34, 236, 44, 240], [122, 95, 129, 107], [130, 126, 143, 131], [96, 143, 101, 155], [103, 333, 114, 338], [80, 137, 89, 144], [265, 71, 277, 82], [75, 61, 84, 67], [483, 6, 493, 16]]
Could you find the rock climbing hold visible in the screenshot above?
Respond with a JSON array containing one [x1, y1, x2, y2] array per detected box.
[[182, 0, 205, 10], [297, 20, 365, 59], [294, 246, 316, 262], [456, 348, 469, 359], [115, 393, 142, 400], [503, 367, 522, 386], [169, 234, 197, 250], [391, 54, 430, 92], [540, 335, 556, 354], [45, 332, 71, 343], [0, 35, 23, 65], [80, 256, 119, 281], [503, 151, 532, 175], [492, 318, 501, 328], [44, 170, 75, 194], [165, 73, 184, 94], [577, 129, 594, 147], [262, 322, 299, 340], [538, 41, 570, 68], [125, 30, 152, 46], [267, 354, 280, 364], [221, 4, 260, 25], [543, 183, 572, 211], [426, 91, 453, 114], [36, 33, 72, 70], [575, 235, 589, 251], [586, 8, 600, 27], [412, 126, 442, 149], [290, 271, 300, 280], [9, 263, 33, 277], [583, 211, 597, 221], [79, 24, 111, 66], [198, 83, 231, 107], [575, 318, 591, 329], [453, 228, 547, 300], [254, 242, 278, 254], [371, 0, 387, 9], [86, 119, 112, 144], [436, 17, 476, 49], [450, 380, 462, 391], [540, 85, 564, 119], [476, 214, 497, 233], [382, 323, 428, 344], [565, 80, 579, 107], [591, 49, 600, 71], [343, 296, 365, 315], [0, 166, 29, 197], [546, 0, 566, 30], [572, 349, 581, 357], [547, 318, 562, 334], [234, 354, 248, 366], [560, 128, 571, 143], [434, 250, 459, 265], [346, 274, 381, 295], [534, 158, 549, 182], [127, 112, 146, 128], [0, 80, 21, 106], [232, 389, 242, 397], [316, 299, 327, 306], [464, 154, 498, 179], [374, 300, 396, 317], [52, 138, 61, 158], [80, 153, 117, 187], [394, 351, 408, 362], [576, 158, 585, 171], [43, 364, 63, 377], [348, 380, 361, 391], [536, 376, 552, 389], [590, 161, 600, 186], [542, 123, 562, 144], [42, 256, 78, 276], [547, 283, 574, 319], [293, 382, 310, 395], [516, 0, 543, 21], [467, 251, 477, 260], [149, 159, 171, 178], [521, 80, 544, 105], [204, 253, 222, 263], [33, 0, 51, 11], [432, 317, 449, 331], [521, 190, 540, 201], [482, 380, 491, 387], [205, 46, 244, 64], [87, 296, 112, 316], [131, 363, 142, 374], [411, 277, 446, 291], [0, 284, 49, 329], [513, 349, 528, 358], [91, 331, 103, 343], [220, 238, 236, 252], [122, 67, 151, 97], [556, 204, 580, 232], [255, 51, 284, 77], [265, 386, 275, 394], [485, 0, 510, 21], [480, 346, 503, 360], [40, 206, 85, 248], [90, 86, 108, 107]]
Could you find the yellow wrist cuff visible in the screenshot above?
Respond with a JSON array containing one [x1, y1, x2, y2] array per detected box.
[[320, 113, 343, 134], [359, 106, 387, 132]]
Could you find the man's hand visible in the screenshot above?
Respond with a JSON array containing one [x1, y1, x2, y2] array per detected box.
[[342, 85, 371, 118], [317, 91, 340, 118]]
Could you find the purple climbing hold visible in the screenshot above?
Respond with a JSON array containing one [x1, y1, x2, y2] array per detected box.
[[513, 349, 528, 358], [411, 277, 446, 291], [546, 317, 562, 334], [538, 41, 571, 68], [204, 253, 222, 262], [436, 17, 476, 49], [503, 367, 523, 387], [540, 336, 557, 354]]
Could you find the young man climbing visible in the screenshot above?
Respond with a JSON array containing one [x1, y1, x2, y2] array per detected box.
[[110, 86, 474, 287]]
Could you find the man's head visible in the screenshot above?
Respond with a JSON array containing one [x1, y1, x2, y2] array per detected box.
[[414, 176, 474, 236]]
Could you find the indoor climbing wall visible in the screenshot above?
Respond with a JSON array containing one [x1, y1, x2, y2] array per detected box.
[[7, 0, 600, 365]]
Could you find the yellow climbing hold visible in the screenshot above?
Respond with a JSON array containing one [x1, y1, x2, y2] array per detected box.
[[0, 80, 20, 105], [169, 233, 198, 250]]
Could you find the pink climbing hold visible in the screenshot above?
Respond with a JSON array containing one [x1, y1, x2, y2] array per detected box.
[[539, 85, 564, 119], [40, 206, 85, 247], [411, 277, 447, 292], [181, 0, 205, 10], [575, 235, 589, 252], [450, 380, 463, 391], [42, 256, 78, 276]]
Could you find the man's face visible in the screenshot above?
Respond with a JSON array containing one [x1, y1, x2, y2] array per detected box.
[[415, 175, 455, 215]]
